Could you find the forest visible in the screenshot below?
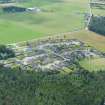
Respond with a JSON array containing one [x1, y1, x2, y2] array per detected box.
[[0, 67, 105, 105]]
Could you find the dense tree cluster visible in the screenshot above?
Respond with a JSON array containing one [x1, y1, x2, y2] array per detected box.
[[3, 6, 26, 13], [0, 67, 105, 105], [0, 45, 15, 60], [89, 16, 105, 35]]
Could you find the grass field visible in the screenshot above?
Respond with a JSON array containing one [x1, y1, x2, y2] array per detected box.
[[91, 4, 105, 16], [0, 0, 105, 51], [92, 8, 105, 16], [0, 0, 88, 44], [61, 30, 105, 52], [80, 58, 105, 71]]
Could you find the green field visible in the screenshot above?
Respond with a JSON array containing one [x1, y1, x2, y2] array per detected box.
[[61, 30, 105, 52], [91, 4, 105, 16], [1, 1, 105, 105], [0, 0, 88, 44], [80, 58, 105, 71]]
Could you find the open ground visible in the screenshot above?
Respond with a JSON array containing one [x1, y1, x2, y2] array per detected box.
[[0, 0, 88, 44]]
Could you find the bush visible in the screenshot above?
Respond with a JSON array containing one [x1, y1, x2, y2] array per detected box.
[[0, 45, 15, 60]]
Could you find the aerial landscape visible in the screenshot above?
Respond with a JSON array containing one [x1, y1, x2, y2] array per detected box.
[[0, 0, 105, 105]]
